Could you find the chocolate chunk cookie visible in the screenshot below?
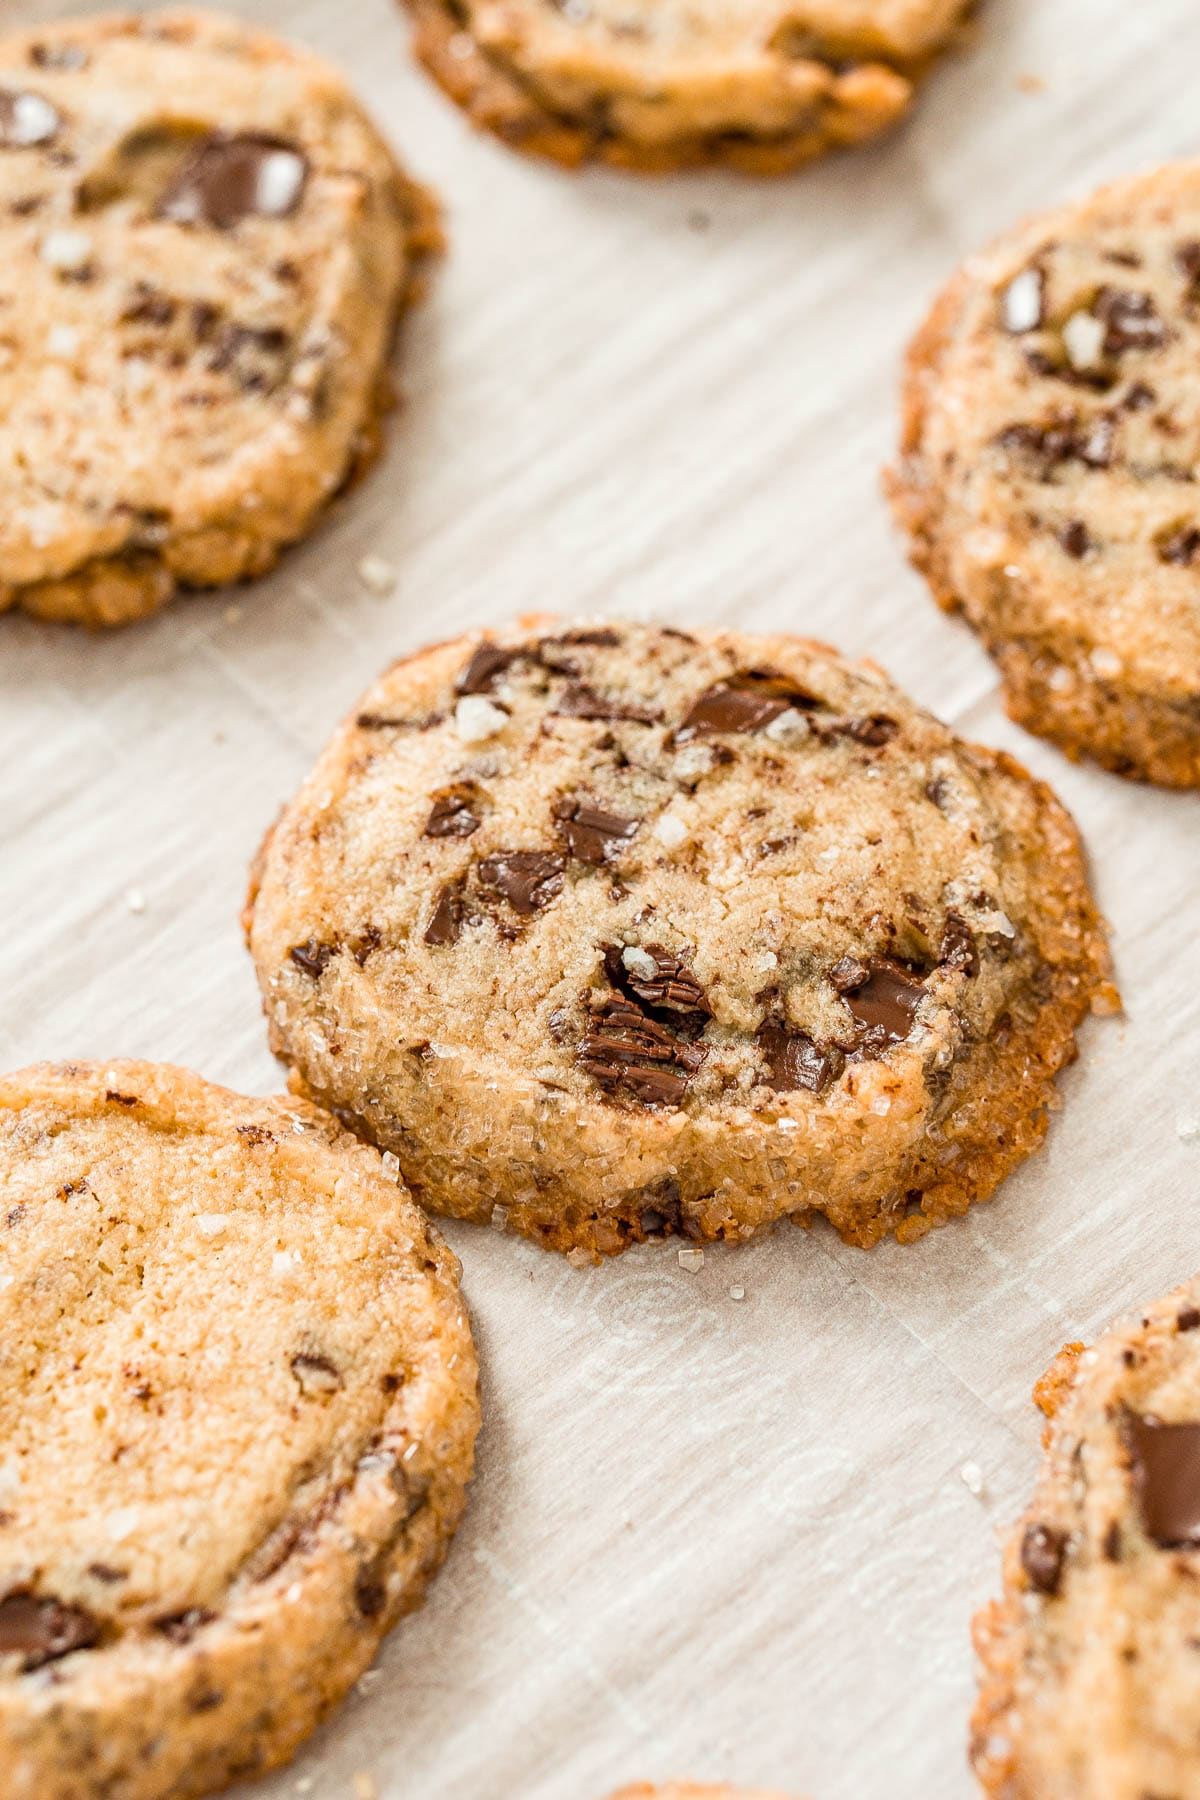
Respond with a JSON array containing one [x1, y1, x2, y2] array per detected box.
[[0, 10, 435, 628], [889, 162, 1200, 786], [0, 1061, 478, 1800], [401, 0, 973, 173], [245, 618, 1115, 1260], [973, 1277, 1200, 1799]]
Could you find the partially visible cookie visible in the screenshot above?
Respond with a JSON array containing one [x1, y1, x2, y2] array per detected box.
[[0, 9, 434, 628], [245, 617, 1114, 1260], [889, 162, 1200, 786], [606, 1786, 793, 1799], [402, 0, 973, 173], [0, 1060, 478, 1800], [973, 1277, 1200, 1798]]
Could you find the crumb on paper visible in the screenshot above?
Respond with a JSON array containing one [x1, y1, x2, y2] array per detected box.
[[960, 1460, 985, 1498], [1016, 71, 1046, 93], [729, 1284, 746, 1301], [677, 1246, 704, 1272], [1178, 1115, 1200, 1144], [224, 604, 242, 625], [124, 886, 146, 915], [352, 1774, 378, 1800], [357, 554, 396, 596]]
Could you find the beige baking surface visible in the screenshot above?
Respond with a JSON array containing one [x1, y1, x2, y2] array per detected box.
[[2, 2, 1199, 1796]]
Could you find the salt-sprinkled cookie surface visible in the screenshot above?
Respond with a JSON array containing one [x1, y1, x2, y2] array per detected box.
[[247, 618, 1114, 1259], [402, 0, 972, 173], [0, 9, 432, 627], [0, 1060, 478, 1800], [974, 1275, 1200, 1798], [890, 160, 1200, 786]]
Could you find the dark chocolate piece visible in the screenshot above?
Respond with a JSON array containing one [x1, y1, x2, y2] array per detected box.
[[0, 1592, 99, 1669], [604, 944, 710, 1022], [1158, 525, 1200, 567], [478, 851, 565, 914], [158, 132, 308, 230], [676, 671, 821, 740], [553, 683, 662, 725], [757, 1022, 838, 1095], [577, 996, 707, 1108], [289, 938, 334, 978], [1093, 286, 1167, 355], [424, 882, 466, 946], [424, 785, 482, 839], [831, 957, 924, 1047], [455, 642, 520, 695], [1020, 1524, 1067, 1596], [939, 912, 979, 977], [554, 800, 639, 865], [1126, 1414, 1200, 1548]]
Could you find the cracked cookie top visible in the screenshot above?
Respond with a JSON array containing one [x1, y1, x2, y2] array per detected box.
[[247, 619, 1102, 1123]]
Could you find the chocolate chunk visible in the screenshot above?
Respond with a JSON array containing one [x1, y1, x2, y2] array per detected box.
[[30, 43, 89, 71], [995, 413, 1115, 478], [356, 711, 442, 732], [1056, 519, 1093, 559], [757, 1022, 838, 1095], [1020, 1524, 1067, 1596], [104, 1091, 138, 1107], [455, 642, 519, 695], [206, 323, 291, 395], [424, 785, 482, 839], [578, 995, 707, 1108], [554, 800, 639, 865], [1179, 1307, 1200, 1332], [158, 133, 308, 230], [831, 957, 924, 1047], [553, 683, 662, 725], [604, 944, 710, 1023], [155, 1607, 214, 1645], [354, 1564, 388, 1619], [121, 282, 177, 327], [1093, 287, 1167, 355], [676, 671, 820, 740], [829, 955, 870, 994], [939, 912, 979, 977], [424, 882, 466, 947], [1102, 1521, 1122, 1563], [0, 1592, 99, 1669], [236, 1123, 274, 1146], [831, 715, 898, 747], [1177, 241, 1200, 291], [479, 851, 565, 914], [1122, 381, 1157, 412], [1126, 1414, 1200, 1548], [549, 627, 621, 648], [1158, 525, 1200, 567], [289, 937, 334, 978], [290, 1352, 342, 1395], [0, 90, 60, 149]]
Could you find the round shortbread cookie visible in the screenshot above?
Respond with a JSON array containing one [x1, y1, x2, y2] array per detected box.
[[0, 9, 434, 629], [0, 1060, 479, 1800], [974, 1277, 1200, 1799], [889, 161, 1200, 786], [401, 0, 973, 173], [245, 617, 1114, 1260]]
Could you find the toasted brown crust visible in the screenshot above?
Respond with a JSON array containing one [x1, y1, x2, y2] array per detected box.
[[401, 0, 964, 175]]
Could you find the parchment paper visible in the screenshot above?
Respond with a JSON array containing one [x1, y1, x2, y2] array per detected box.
[[3, 1, 1200, 1795]]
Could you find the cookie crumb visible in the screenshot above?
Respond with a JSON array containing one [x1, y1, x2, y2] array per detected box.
[[351, 1776, 378, 1800], [729, 1284, 745, 1301], [960, 1460, 986, 1497], [357, 554, 396, 596], [124, 886, 147, 915]]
